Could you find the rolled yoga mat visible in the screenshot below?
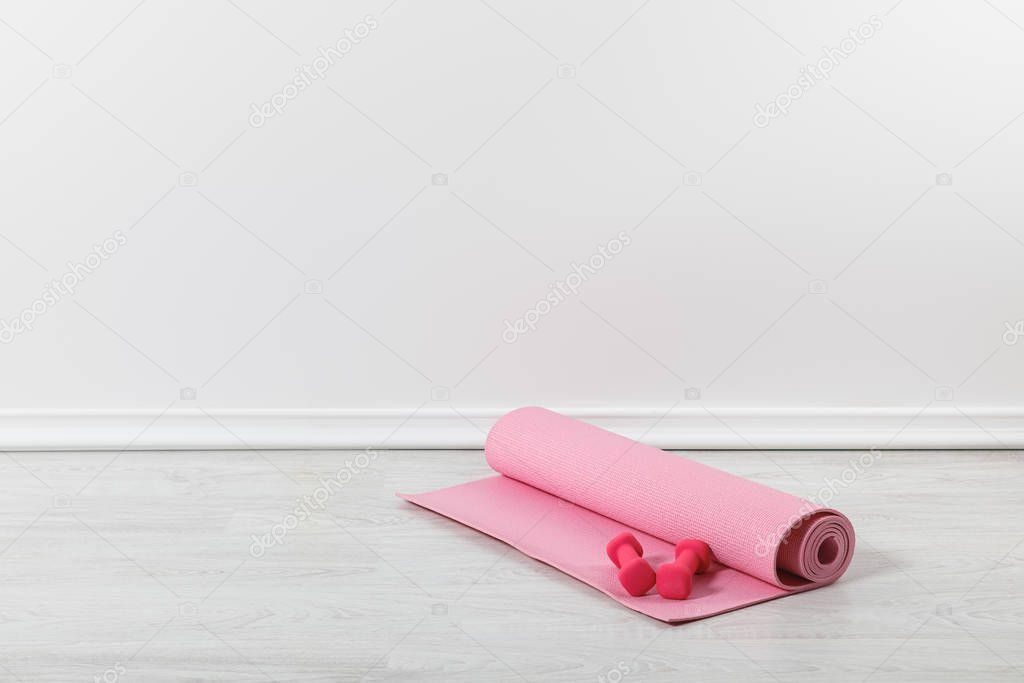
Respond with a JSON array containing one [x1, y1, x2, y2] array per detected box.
[[400, 407, 855, 622]]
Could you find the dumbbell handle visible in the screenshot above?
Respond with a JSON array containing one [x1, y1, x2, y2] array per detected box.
[[668, 549, 702, 575], [613, 543, 642, 568]]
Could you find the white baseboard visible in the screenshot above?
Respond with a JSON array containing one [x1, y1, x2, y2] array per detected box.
[[1, 406, 1023, 451]]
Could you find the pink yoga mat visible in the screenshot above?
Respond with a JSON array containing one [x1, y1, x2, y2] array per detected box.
[[401, 407, 855, 622]]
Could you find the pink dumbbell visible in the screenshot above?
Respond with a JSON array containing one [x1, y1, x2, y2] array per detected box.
[[656, 539, 712, 600], [606, 532, 656, 596]]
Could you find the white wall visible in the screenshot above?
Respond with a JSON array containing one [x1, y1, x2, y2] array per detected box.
[[2, 0, 1023, 449]]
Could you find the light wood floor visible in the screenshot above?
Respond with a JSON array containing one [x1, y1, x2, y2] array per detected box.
[[0, 448, 1022, 682]]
